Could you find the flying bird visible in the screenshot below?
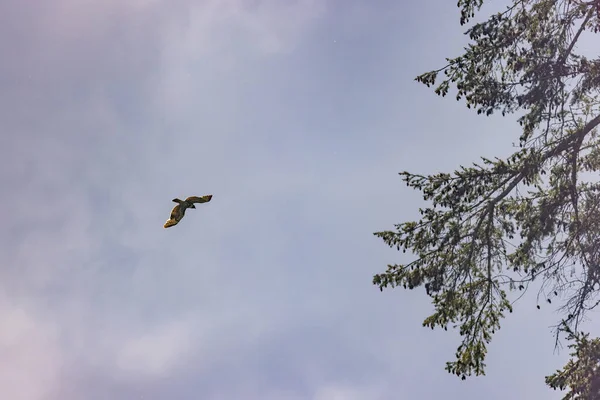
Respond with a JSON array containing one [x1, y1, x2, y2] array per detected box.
[[164, 195, 213, 228]]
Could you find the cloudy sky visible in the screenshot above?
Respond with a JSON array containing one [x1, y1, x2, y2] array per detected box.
[[1, 0, 592, 399]]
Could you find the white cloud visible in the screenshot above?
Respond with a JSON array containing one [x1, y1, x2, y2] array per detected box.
[[0, 301, 62, 400], [313, 383, 385, 400], [115, 320, 193, 377], [155, 0, 327, 119], [163, 0, 327, 56]]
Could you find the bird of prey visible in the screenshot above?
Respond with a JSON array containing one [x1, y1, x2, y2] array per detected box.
[[164, 195, 213, 228]]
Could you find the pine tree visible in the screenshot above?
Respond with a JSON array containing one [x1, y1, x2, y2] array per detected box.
[[546, 324, 600, 399], [374, 0, 600, 385]]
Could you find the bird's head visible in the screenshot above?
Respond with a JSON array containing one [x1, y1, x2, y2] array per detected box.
[[189, 204, 196, 209]]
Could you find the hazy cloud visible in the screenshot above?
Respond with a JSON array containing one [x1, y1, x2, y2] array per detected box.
[[0, 0, 580, 399]]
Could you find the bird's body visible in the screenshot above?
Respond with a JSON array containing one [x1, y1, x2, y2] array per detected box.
[[164, 195, 212, 228]]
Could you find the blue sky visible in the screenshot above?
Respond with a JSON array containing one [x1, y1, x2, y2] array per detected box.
[[1, 0, 590, 399]]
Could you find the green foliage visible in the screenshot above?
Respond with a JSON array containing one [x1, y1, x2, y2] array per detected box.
[[546, 324, 600, 399], [375, 0, 600, 385]]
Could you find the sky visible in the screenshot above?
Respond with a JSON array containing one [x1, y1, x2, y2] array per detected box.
[[1, 0, 595, 399]]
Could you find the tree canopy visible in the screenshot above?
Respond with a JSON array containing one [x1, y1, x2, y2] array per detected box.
[[374, 0, 600, 393]]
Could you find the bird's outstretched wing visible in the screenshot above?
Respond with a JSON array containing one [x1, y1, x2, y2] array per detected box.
[[185, 195, 213, 204], [164, 218, 179, 228], [164, 204, 183, 228], [169, 204, 182, 220]]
